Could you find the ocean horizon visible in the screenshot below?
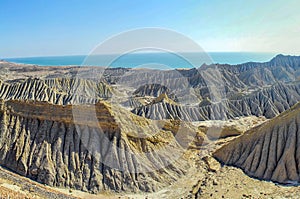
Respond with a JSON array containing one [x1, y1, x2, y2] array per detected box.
[[3, 52, 277, 69]]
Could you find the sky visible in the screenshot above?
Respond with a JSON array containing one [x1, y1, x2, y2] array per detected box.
[[0, 0, 299, 58]]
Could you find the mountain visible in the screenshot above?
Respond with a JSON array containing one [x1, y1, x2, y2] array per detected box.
[[130, 55, 300, 120], [132, 81, 300, 121], [0, 78, 112, 105], [214, 102, 300, 184], [0, 99, 198, 193]]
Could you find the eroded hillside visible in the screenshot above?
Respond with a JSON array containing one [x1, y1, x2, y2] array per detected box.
[[0, 100, 197, 193], [214, 102, 300, 184], [1, 55, 300, 198]]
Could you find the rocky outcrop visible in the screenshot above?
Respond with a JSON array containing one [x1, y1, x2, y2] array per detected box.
[[0, 100, 190, 193], [214, 102, 300, 184]]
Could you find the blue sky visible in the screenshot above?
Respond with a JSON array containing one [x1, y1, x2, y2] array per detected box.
[[1, 0, 299, 57]]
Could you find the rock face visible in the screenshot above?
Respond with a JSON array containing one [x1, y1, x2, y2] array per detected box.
[[214, 102, 300, 184], [0, 100, 190, 193]]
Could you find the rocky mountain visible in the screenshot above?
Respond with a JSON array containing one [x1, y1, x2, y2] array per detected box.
[[0, 99, 198, 193], [103, 54, 300, 121], [214, 102, 300, 184], [132, 81, 300, 121]]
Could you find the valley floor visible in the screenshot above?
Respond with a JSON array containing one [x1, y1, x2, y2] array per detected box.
[[0, 166, 77, 199]]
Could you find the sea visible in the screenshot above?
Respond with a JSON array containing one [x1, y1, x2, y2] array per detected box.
[[3, 52, 276, 69]]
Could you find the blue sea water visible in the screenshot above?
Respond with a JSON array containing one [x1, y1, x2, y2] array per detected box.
[[3, 52, 276, 69]]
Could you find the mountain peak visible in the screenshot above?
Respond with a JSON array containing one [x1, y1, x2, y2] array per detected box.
[[151, 93, 177, 105], [269, 54, 300, 67]]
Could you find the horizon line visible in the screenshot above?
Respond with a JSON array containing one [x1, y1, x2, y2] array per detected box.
[[2, 51, 281, 59]]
